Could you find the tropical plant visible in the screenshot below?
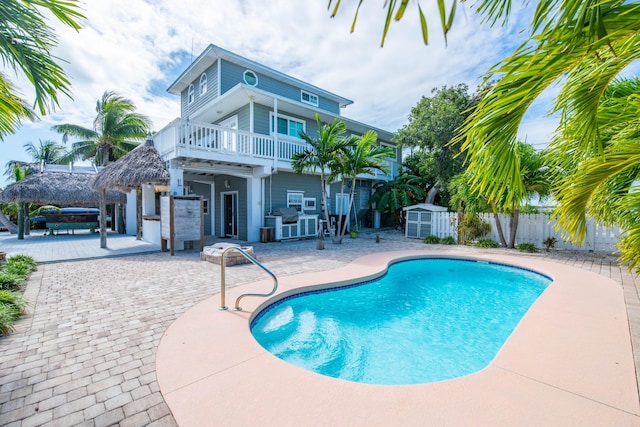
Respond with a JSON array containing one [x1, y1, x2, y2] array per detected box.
[[543, 236, 557, 252], [0, 0, 83, 139], [329, 131, 394, 242], [292, 114, 350, 244], [53, 91, 152, 166], [457, 213, 491, 244], [369, 173, 427, 229]]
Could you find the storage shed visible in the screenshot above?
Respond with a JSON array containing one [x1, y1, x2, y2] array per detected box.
[[403, 203, 449, 239]]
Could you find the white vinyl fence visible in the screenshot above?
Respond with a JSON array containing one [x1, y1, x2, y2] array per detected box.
[[429, 212, 622, 253]]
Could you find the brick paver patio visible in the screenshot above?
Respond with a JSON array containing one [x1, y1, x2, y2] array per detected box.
[[0, 229, 638, 426]]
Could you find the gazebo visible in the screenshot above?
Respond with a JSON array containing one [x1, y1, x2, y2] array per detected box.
[[0, 171, 126, 239], [91, 139, 169, 248]]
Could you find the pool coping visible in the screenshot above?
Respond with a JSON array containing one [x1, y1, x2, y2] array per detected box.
[[156, 250, 640, 426]]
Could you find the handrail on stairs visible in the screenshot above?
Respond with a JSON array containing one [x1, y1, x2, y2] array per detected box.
[[219, 246, 278, 311]]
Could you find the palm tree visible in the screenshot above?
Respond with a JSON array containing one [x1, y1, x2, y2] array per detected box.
[[549, 77, 640, 270], [292, 114, 350, 244], [330, 1, 640, 268], [369, 174, 428, 229], [53, 91, 152, 166], [0, 0, 83, 139], [329, 131, 395, 242]]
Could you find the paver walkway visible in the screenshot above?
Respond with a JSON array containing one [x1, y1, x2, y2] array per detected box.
[[0, 229, 638, 426]]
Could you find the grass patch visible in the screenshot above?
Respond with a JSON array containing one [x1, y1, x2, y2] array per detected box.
[[439, 236, 457, 245], [422, 235, 440, 244]]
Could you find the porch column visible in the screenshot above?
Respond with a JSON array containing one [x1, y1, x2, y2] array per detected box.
[[169, 164, 184, 196], [246, 174, 262, 242], [273, 98, 278, 169]]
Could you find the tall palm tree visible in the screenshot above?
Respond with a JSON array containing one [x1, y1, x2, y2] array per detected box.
[[53, 91, 152, 166], [0, 0, 83, 139], [292, 114, 350, 244], [329, 131, 395, 242]]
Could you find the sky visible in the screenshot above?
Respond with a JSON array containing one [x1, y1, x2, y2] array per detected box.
[[0, 0, 612, 188]]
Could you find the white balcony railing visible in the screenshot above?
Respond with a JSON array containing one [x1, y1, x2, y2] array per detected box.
[[154, 119, 398, 180]]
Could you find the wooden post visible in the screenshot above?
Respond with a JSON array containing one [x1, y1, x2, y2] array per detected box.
[[136, 188, 142, 240], [99, 189, 107, 248]]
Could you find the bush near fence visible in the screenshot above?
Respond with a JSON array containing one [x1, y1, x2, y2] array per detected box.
[[429, 212, 621, 253]]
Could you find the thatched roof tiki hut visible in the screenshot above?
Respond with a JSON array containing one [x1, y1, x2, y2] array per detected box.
[[91, 139, 170, 248], [0, 171, 126, 239]]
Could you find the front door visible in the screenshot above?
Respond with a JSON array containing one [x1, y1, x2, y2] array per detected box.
[[223, 192, 238, 237]]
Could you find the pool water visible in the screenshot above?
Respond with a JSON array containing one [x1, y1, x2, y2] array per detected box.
[[251, 258, 551, 385]]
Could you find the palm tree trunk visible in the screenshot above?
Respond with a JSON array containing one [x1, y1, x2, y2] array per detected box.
[[0, 211, 17, 234], [508, 208, 519, 249], [492, 207, 507, 247]]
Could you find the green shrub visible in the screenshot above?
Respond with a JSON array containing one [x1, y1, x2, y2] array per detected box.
[[423, 235, 440, 244], [457, 214, 491, 243], [0, 271, 25, 291], [440, 236, 457, 245], [0, 290, 27, 315], [3, 261, 33, 277], [6, 254, 37, 271], [517, 243, 538, 253], [0, 291, 27, 335], [476, 238, 499, 248]]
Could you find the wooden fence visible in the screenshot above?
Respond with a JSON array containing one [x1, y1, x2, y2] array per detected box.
[[430, 212, 622, 253]]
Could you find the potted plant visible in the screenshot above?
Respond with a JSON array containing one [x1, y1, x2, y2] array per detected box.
[[350, 225, 357, 239]]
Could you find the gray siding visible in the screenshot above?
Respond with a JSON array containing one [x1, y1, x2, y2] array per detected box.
[[216, 105, 250, 131], [188, 181, 213, 235], [180, 61, 219, 118], [264, 172, 322, 216], [220, 60, 340, 114]]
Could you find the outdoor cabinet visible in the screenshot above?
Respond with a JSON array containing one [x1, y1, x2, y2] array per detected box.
[[160, 195, 204, 255]]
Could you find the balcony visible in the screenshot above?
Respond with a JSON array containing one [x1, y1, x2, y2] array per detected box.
[[154, 119, 398, 180]]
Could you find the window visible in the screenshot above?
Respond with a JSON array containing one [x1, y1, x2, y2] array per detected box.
[[270, 113, 305, 138], [243, 70, 258, 86], [203, 199, 209, 215], [187, 84, 194, 104], [301, 90, 319, 107], [199, 73, 208, 95], [287, 191, 304, 212], [304, 198, 316, 211]]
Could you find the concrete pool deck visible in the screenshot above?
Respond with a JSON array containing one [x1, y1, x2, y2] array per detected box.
[[157, 250, 640, 426], [1, 229, 639, 426]]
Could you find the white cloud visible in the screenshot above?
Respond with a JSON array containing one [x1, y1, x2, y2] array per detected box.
[[1, 0, 549, 188]]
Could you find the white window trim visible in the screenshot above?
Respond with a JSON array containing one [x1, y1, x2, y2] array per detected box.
[[287, 191, 304, 212], [303, 197, 316, 211], [301, 90, 319, 107], [199, 73, 208, 95], [269, 112, 306, 139], [187, 84, 195, 104], [243, 69, 258, 86]]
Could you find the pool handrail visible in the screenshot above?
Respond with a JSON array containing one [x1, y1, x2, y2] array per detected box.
[[219, 246, 278, 311]]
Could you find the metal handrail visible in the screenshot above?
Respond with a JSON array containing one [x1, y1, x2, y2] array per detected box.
[[219, 246, 278, 311]]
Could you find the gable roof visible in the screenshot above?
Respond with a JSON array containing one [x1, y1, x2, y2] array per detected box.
[[167, 44, 353, 108]]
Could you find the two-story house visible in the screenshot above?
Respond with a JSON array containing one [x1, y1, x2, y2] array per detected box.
[[152, 44, 400, 242]]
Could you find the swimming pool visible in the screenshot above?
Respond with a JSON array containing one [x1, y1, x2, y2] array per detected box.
[[251, 258, 551, 384]]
